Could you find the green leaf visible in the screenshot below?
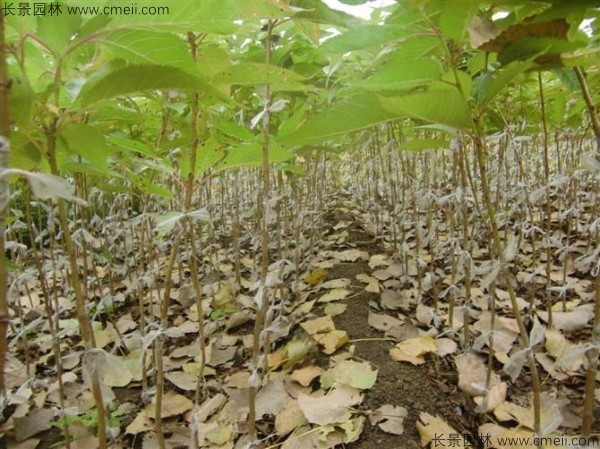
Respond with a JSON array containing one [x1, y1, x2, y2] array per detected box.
[[7, 67, 34, 126], [350, 59, 442, 91], [379, 90, 473, 130], [36, 2, 82, 55], [214, 121, 255, 142], [498, 37, 582, 65], [107, 136, 158, 158], [214, 142, 293, 172], [292, 0, 361, 28], [472, 60, 534, 106], [133, 176, 174, 199], [105, 0, 291, 34], [320, 25, 405, 53], [180, 137, 226, 178], [76, 65, 220, 106], [59, 124, 112, 174], [439, 1, 478, 43], [213, 63, 310, 92], [101, 30, 197, 74], [280, 94, 395, 145]]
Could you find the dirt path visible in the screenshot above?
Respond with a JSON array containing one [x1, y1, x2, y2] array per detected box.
[[323, 205, 474, 449]]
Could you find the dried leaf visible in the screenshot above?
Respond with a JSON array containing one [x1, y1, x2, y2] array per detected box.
[[369, 405, 408, 435], [304, 268, 329, 286], [390, 336, 437, 365], [291, 365, 325, 387], [324, 303, 348, 316], [165, 371, 197, 391], [297, 386, 362, 426], [275, 400, 308, 436], [145, 392, 193, 418], [320, 360, 378, 390], [417, 412, 464, 447], [455, 352, 500, 396], [318, 288, 351, 303], [14, 408, 54, 441]]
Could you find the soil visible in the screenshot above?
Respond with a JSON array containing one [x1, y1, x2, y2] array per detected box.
[[323, 207, 476, 449], [5, 203, 481, 449]]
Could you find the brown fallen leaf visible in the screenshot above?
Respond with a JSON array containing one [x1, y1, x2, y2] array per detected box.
[[14, 408, 54, 442], [390, 336, 437, 365], [368, 404, 408, 435], [145, 392, 193, 418], [297, 386, 362, 426], [417, 412, 464, 447], [455, 352, 500, 397], [275, 399, 308, 436], [291, 365, 325, 387]]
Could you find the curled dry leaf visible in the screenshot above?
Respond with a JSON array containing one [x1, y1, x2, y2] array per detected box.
[[474, 382, 507, 413], [390, 336, 437, 365], [13, 408, 54, 442], [165, 371, 197, 391], [478, 423, 534, 449], [455, 352, 500, 397], [367, 311, 403, 332], [297, 385, 362, 426], [275, 399, 308, 436], [145, 392, 193, 418], [126, 410, 153, 435], [321, 278, 351, 289], [417, 412, 464, 447], [318, 288, 351, 303], [256, 376, 291, 418], [320, 360, 378, 390], [197, 393, 227, 422], [369, 254, 389, 268], [436, 338, 458, 357], [381, 289, 408, 310], [324, 302, 348, 316], [537, 304, 594, 332], [331, 249, 368, 262], [291, 365, 324, 387], [301, 315, 349, 354], [368, 404, 408, 435]]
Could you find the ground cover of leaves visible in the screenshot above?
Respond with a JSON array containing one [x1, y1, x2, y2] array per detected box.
[[2, 195, 599, 449]]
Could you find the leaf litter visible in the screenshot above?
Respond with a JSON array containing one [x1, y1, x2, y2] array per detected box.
[[3, 188, 599, 449]]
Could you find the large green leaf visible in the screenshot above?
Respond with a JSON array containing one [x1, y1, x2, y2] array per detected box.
[[498, 37, 582, 65], [472, 60, 534, 106], [213, 63, 311, 92], [37, 2, 82, 55], [76, 65, 221, 106], [320, 25, 406, 53], [59, 124, 112, 174], [280, 94, 396, 145], [179, 137, 227, 178], [93, 0, 294, 34], [350, 59, 442, 91], [214, 142, 293, 172], [107, 136, 158, 158], [439, 1, 478, 43], [292, 0, 361, 28], [104, 0, 292, 34], [379, 90, 474, 130], [100, 30, 196, 74]]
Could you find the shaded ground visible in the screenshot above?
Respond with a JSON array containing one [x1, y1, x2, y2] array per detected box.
[[323, 207, 476, 449]]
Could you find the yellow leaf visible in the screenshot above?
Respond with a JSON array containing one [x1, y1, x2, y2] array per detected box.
[[304, 268, 329, 286]]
